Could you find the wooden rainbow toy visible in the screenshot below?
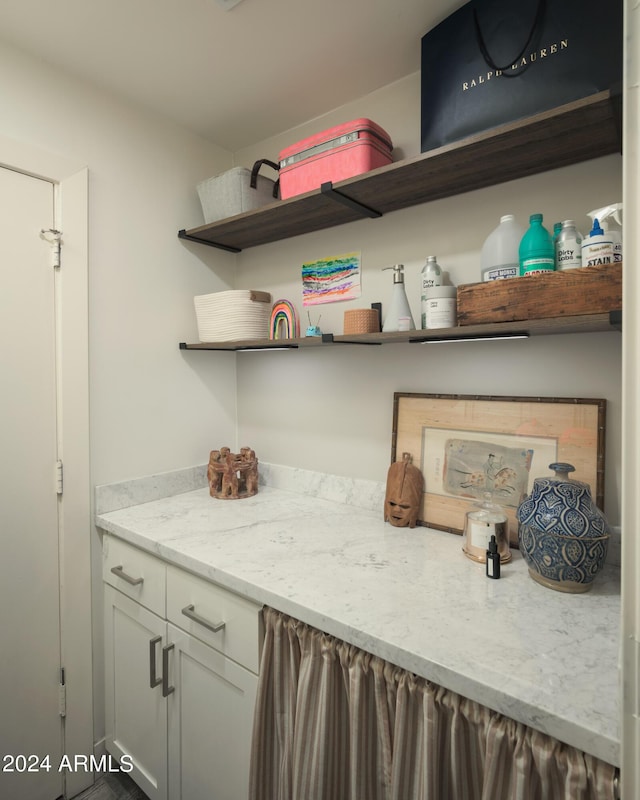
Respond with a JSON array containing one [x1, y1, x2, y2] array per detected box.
[[269, 299, 300, 340]]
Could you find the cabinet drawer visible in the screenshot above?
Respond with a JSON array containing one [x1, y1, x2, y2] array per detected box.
[[103, 535, 165, 617], [166, 566, 262, 673]]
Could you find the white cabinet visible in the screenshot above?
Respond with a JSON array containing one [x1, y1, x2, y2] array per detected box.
[[103, 534, 262, 800], [167, 623, 259, 800], [104, 585, 168, 799]]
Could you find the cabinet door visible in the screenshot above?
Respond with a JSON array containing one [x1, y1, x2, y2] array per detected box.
[[104, 585, 168, 800], [167, 622, 258, 800]]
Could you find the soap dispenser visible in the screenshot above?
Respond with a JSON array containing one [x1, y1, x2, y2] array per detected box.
[[382, 264, 415, 332]]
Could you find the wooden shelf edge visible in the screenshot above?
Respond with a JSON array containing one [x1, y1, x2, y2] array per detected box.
[[179, 335, 328, 351], [179, 312, 620, 351], [177, 90, 621, 252]]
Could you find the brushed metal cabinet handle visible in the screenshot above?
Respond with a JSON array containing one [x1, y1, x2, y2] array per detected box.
[[110, 565, 144, 586], [181, 604, 226, 634], [149, 636, 162, 689], [162, 644, 175, 697]]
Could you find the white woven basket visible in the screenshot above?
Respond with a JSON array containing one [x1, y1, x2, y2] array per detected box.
[[194, 289, 272, 342], [197, 167, 276, 224]]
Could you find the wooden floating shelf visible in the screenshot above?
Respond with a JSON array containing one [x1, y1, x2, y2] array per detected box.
[[178, 90, 621, 253], [179, 311, 621, 351]]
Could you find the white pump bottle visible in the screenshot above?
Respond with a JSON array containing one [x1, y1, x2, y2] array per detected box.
[[382, 264, 415, 332]]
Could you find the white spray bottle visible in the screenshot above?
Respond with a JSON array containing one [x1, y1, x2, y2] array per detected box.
[[585, 203, 622, 264], [606, 204, 623, 263], [382, 264, 416, 332]]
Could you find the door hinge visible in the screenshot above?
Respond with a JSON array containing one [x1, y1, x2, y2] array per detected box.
[[40, 228, 62, 268], [59, 668, 66, 718], [55, 460, 63, 495]]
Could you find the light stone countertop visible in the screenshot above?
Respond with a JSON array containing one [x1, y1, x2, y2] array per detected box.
[[95, 464, 620, 767]]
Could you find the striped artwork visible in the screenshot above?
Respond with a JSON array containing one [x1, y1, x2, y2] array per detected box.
[[302, 251, 361, 306]]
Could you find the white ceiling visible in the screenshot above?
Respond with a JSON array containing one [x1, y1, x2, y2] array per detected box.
[[0, 0, 462, 151]]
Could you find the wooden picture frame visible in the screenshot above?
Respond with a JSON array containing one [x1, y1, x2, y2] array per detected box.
[[391, 393, 606, 546]]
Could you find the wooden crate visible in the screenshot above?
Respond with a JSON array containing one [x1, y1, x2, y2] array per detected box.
[[457, 264, 622, 326]]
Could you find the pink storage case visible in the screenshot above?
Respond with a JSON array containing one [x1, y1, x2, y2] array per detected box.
[[279, 118, 393, 199]]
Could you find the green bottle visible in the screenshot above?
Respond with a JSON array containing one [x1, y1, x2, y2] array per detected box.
[[519, 213, 555, 276]]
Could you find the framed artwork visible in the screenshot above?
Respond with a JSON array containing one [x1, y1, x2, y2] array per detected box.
[[302, 251, 361, 306], [390, 393, 606, 545]]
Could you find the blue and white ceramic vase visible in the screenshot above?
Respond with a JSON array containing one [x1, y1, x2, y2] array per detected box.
[[516, 462, 610, 593]]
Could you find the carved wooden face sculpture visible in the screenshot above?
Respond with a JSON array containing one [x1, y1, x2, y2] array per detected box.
[[384, 453, 424, 528]]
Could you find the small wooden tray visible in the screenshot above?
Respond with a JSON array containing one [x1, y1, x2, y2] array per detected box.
[[457, 264, 622, 326]]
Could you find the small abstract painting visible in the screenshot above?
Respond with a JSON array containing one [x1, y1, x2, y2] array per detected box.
[[302, 251, 361, 306], [421, 428, 556, 509], [442, 438, 533, 507]]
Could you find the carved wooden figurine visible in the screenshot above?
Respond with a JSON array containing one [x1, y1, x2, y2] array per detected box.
[[207, 447, 259, 500], [384, 452, 424, 528]]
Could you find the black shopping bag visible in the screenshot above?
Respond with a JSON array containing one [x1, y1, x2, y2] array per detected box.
[[420, 0, 623, 152]]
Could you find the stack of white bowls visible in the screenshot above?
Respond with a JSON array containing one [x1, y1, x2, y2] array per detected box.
[[194, 290, 271, 342]]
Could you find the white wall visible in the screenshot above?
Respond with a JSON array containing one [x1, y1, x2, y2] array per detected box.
[[0, 39, 239, 749], [234, 73, 623, 525], [0, 40, 239, 486]]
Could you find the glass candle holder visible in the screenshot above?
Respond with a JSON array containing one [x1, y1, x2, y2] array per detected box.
[[462, 493, 512, 563]]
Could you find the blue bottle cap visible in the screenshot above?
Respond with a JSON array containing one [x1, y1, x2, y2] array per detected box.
[[590, 218, 604, 236]]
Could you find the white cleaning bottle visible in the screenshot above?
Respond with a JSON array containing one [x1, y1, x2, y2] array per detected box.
[[421, 256, 443, 328], [586, 204, 622, 264], [382, 264, 416, 332], [421, 256, 443, 289], [610, 205, 623, 262], [480, 214, 523, 281], [555, 220, 582, 270], [582, 218, 613, 266]]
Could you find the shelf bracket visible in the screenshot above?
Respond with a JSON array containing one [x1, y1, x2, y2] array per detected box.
[[179, 342, 299, 352], [609, 309, 622, 330], [320, 182, 382, 219], [178, 229, 242, 253]]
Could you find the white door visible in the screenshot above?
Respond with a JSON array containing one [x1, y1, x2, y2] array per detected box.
[[0, 167, 63, 799], [167, 623, 258, 800]]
